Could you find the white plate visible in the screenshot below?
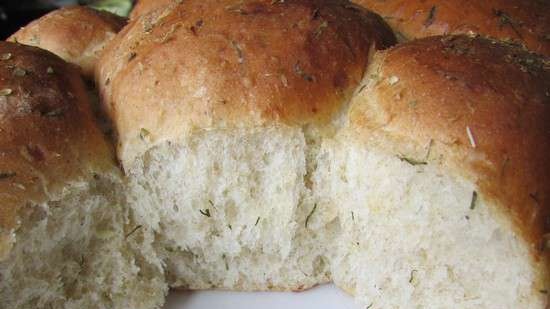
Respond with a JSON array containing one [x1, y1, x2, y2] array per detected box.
[[164, 284, 359, 309]]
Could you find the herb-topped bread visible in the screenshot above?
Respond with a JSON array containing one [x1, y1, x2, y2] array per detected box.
[[351, 0, 550, 56], [97, 0, 396, 291], [328, 34, 550, 308], [1, 1, 549, 308], [0, 41, 167, 309], [8, 6, 126, 78], [130, 0, 174, 20]]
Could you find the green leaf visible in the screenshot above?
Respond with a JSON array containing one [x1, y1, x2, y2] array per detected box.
[[88, 0, 133, 17]]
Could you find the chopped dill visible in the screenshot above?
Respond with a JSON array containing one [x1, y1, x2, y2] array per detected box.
[[222, 254, 229, 270], [409, 269, 417, 283], [398, 155, 427, 166], [139, 128, 150, 140], [200, 209, 211, 217], [125, 225, 142, 239], [305, 204, 318, 228], [424, 6, 437, 27], [470, 191, 478, 210]]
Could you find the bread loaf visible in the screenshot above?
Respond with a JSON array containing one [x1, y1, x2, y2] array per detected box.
[[98, 0, 396, 291], [352, 0, 550, 56], [0, 42, 166, 309], [130, 0, 174, 19], [1, 1, 549, 308], [130, 0, 550, 56], [96, 0, 549, 307], [328, 34, 550, 308], [8, 6, 126, 78]]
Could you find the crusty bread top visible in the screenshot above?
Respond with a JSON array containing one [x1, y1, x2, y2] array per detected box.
[[130, 0, 174, 19], [350, 35, 550, 259], [97, 0, 396, 166], [353, 0, 550, 56], [8, 6, 126, 78], [0, 42, 116, 260]]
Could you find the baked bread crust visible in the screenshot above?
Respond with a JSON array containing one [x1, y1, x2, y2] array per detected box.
[[2, 1, 548, 306], [0, 42, 115, 260], [130, 0, 174, 19], [353, 0, 550, 56], [8, 6, 126, 78], [97, 0, 396, 166], [350, 34, 550, 267]]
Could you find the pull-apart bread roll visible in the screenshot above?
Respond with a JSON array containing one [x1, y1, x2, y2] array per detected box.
[[99, 0, 550, 306], [353, 0, 550, 56], [0, 42, 166, 309], [0, 0, 546, 307], [97, 0, 396, 291], [8, 6, 126, 78], [327, 35, 550, 308]]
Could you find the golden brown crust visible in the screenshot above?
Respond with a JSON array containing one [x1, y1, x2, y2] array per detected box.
[[350, 35, 550, 260], [97, 0, 396, 166], [0, 42, 115, 259], [8, 6, 126, 78], [353, 0, 550, 56], [130, 0, 174, 19]]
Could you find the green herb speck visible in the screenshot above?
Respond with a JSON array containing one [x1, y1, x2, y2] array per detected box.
[[398, 155, 427, 166], [424, 6, 437, 27], [222, 254, 229, 270], [470, 191, 478, 210], [139, 128, 150, 140], [409, 269, 417, 283], [200, 209, 211, 217], [305, 203, 318, 228], [125, 225, 142, 239]]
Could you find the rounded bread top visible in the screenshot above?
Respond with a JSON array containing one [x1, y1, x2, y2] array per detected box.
[[8, 6, 126, 78], [353, 0, 550, 56], [0, 42, 115, 259], [130, 0, 174, 19], [349, 35, 550, 258], [97, 0, 396, 165]]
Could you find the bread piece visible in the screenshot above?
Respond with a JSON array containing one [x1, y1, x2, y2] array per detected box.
[[0, 42, 166, 309], [325, 35, 549, 308], [97, 0, 396, 291], [130, 0, 174, 19], [353, 0, 550, 56], [8, 6, 126, 78]]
